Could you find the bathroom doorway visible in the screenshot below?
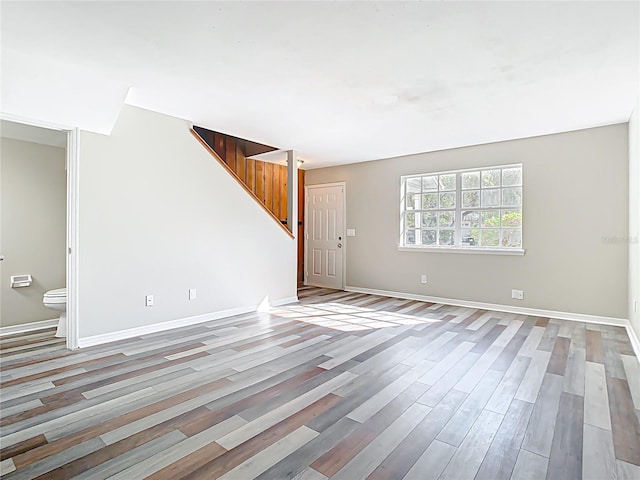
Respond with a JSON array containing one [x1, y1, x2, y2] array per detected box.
[[0, 116, 79, 349]]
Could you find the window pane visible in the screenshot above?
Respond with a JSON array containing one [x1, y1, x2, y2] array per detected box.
[[421, 212, 437, 228], [502, 229, 522, 247], [462, 211, 480, 228], [462, 230, 478, 246], [481, 210, 500, 227], [405, 193, 414, 210], [480, 229, 500, 246], [462, 190, 480, 208], [481, 189, 500, 207], [422, 176, 438, 191], [482, 169, 500, 187], [502, 187, 522, 207], [501, 209, 522, 227], [406, 212, 416, 228], [462, 171, 480, 189], [406, 229, 416, 245], [422, 229, 436, 245], [502, 167, 522, 187], [406, 193, 419, 210], [422, 193, 438, 209], [407, 177, 421, 193], [439, 211, 455, 227], [439, 192, 456, 208], [439, 174, 456, 191], [439, 230, 455, 245]]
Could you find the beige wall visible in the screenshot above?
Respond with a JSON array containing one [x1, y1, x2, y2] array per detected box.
[[307, 124, 629, 319], [629, 103, 639, 337], [78, 106, 296, 340], [0, 138, 66, 327]]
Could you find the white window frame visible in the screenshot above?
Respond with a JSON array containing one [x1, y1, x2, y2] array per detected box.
[[398, 164, 525, 255]]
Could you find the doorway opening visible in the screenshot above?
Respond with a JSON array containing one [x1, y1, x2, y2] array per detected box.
[[0, 116, 79, 349]]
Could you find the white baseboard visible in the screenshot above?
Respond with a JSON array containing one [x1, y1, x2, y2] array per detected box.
[[626, 325, 640, 362], [0, 319, 59, 336], [77, 296, 299, 349], [77, 306, 254, 348], [345, 285, 640, 359]]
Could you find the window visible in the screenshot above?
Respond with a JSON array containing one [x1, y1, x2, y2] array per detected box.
[[400, 164, 523, 252]]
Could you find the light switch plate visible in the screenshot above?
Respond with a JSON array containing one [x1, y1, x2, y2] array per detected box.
[[347, 229, 356, 237]]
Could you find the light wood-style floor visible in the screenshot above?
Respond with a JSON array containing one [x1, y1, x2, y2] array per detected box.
[[1, 287, 639, 479]]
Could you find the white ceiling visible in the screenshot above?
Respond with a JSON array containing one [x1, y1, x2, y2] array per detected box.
[[1, 2, 638, 169]]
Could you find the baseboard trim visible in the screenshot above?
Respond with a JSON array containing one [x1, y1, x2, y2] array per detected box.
[[77, 296, 299, 349], [626, 324, 640, 362], [345, 285, 640, 359], [0, 319, 59, 336], [78, 306, 254, 348]]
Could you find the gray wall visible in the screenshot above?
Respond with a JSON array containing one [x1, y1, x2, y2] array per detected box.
[[78, 105, 296, 340], [0, 138, 66, 327], [307, 124, 629, 319]]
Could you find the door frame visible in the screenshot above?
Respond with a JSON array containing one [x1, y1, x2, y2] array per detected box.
[[0, 113, 80, 349], [304, 181, 346, 290]]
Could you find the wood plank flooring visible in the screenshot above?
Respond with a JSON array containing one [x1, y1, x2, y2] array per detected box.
[[1, 287, 639, 479]]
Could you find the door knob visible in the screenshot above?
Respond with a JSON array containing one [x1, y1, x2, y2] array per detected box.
[[337, 243, 342, 248]]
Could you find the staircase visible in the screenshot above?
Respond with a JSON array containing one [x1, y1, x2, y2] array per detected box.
[[191, 126, 306, 283]]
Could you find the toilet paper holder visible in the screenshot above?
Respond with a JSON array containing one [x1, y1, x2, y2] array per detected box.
[[11, 274, 32, 288]]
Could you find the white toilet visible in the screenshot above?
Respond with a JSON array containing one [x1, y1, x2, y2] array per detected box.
[[43, 288, 67, 337]]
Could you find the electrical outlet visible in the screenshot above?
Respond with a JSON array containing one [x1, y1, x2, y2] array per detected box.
[[189, 288, 197, 300], [421, 275, 427, 284], [511, 289, 524, 300], [145, 295, 154, 307]]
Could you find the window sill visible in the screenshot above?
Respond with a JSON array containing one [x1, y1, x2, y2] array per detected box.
[[397, 246, 526, 256]]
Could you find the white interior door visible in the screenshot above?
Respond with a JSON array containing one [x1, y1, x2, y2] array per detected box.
[[305, 184, 345, 289]]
